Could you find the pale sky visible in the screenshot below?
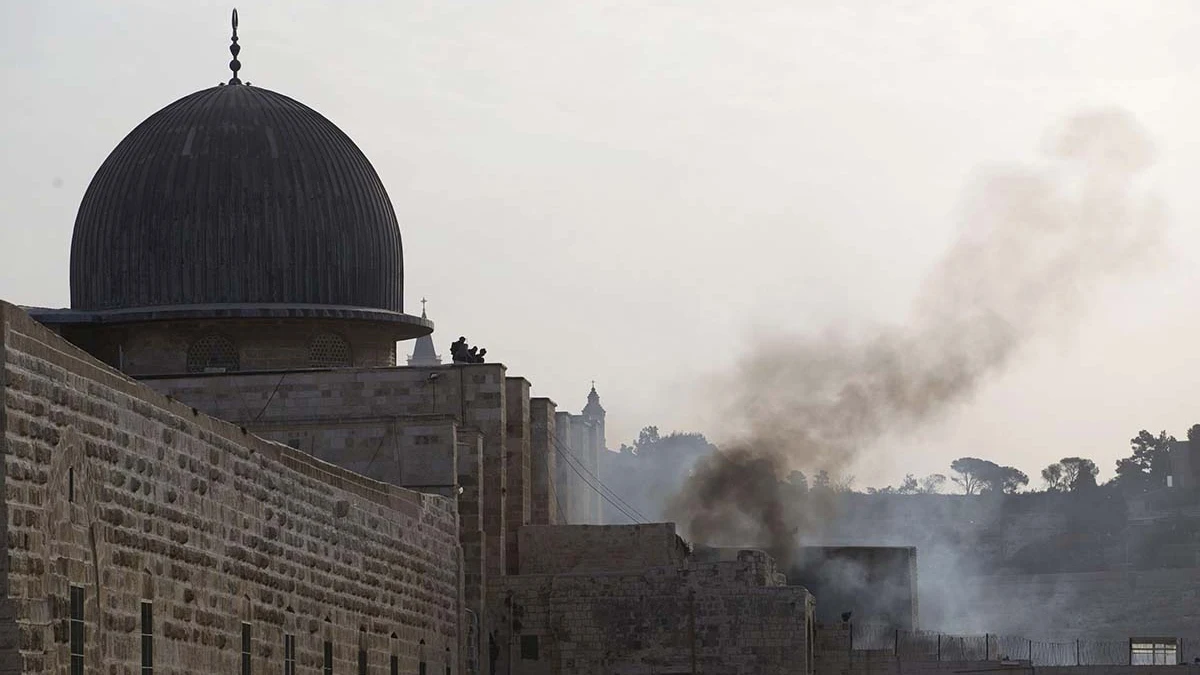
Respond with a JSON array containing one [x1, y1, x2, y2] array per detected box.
[[3, 1, 1199, 489]]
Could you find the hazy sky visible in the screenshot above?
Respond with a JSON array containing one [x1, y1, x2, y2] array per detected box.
[[3, 1, 1199, 489]]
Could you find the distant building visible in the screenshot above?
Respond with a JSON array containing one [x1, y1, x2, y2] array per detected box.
[[408, 300, 443, 366]]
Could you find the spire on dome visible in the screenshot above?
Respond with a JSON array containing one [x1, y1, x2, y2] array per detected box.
[[227, 9, 243, 85], [408, 299, 441, 366], [583, 381, 605, 417]]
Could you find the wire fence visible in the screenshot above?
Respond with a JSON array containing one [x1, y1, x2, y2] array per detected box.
[[851, 624, 1189, 666]]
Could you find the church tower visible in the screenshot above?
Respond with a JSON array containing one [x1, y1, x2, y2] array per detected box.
[[582, 381, 606, 452], [407, 299, 442, 366]]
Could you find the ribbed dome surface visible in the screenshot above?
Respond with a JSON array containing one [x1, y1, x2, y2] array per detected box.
[[70, 84, 403, 313]]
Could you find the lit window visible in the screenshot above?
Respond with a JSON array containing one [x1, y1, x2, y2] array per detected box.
[[310, 333, 352, 368], [187, 335, 239, 373], [1131, 639, 1177, 665]]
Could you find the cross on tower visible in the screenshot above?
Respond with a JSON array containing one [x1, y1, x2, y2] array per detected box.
[[421, 297, 427, 313]]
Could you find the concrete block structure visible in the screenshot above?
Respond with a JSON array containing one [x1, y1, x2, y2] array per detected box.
[[487, 523, 815, 675]]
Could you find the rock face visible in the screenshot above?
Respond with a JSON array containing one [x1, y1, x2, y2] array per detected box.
[[0, 302, 460, 674]]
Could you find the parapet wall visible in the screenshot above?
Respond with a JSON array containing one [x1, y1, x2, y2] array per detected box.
[[517, 523, 689, 575], [1, 302, 461, 673], [492, 549, 813, 675]]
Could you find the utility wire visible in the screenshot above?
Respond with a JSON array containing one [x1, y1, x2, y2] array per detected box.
[[550, 435, 646, 524], [554, 446, 639, 523], [550, 433, 650, 523], [548, 462, 568, 524]]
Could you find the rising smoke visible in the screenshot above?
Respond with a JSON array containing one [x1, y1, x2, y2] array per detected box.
[[666, 109, 1164, 563]]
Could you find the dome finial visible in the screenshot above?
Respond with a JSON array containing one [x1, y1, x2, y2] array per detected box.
[[421, 297, 428, 318], [228, 8, 243, 85]]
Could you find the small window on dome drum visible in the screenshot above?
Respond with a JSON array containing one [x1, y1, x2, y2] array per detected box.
[[186, 335, 240, 373], [310, 333, 352, 368]]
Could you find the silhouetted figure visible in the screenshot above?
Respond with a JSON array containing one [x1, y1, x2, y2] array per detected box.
[[450, 337, 469, 363], [450, 337, 488, 364]]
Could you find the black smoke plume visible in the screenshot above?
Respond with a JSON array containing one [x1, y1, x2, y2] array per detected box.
[[666, 109, 1164, 563]]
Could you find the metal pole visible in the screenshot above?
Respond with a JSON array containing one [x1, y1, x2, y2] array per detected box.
[[986, 634, 990, 661]]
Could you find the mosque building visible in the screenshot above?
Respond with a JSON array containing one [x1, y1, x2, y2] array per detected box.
[[2, 11, 819, 675]]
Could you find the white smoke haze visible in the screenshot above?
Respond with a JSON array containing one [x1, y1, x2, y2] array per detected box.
[[666, 108, 1164, 566]]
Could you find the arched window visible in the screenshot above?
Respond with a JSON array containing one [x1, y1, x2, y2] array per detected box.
[[186, 335, 239, 373], [309, 333, 352, 368]]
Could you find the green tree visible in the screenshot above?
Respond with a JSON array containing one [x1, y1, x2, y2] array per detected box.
[[1042, 457, 1098, 492], [991, 466, 1029, 494], [1113, 429, 1173, 491], [950, 457, 994, 495], [951, 457, 1027, 494], [1042, 462, 1067, 491], [1061, 457, 1099, 491], [918, 474, 947, 494]]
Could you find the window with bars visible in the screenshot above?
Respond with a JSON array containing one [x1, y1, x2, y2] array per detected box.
[[186, 335, 239, 373], [141, 602, 153, 675], [1131, 639, 1178, 665], [324, 640, 334, 675], [520, 635, 539, 661], [284, 635, 296, 675], [69, 585, 84, 675], [241, 623, 251, 675], [310, 333, 352, 368]]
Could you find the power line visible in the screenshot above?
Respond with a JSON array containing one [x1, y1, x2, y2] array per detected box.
[[550, 434, 648, 524], [554, 445, 640, 523], [548, 460, 567, 524], [550, 433, 650, 523]]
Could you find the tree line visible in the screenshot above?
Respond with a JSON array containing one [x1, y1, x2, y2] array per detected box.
[[610, 422, 1192, 498]]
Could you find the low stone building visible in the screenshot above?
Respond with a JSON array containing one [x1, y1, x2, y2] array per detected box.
[[488, 524, 815, 675]]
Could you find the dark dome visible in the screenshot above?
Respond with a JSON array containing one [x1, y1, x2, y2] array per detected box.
[[70, 84, 403, 314]]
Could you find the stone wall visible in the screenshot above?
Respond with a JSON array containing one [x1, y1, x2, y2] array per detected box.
[[528, 399, 556, 526], [1, 301, 460, 673], [552, 412, 579, 524], [490, 544, 813, 675], [562, 415, 601, 524], [517, 524, 688, 575], [64, 319, 401, 376], [145, 365, 508, 576], [504, 379, 530, 575]]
